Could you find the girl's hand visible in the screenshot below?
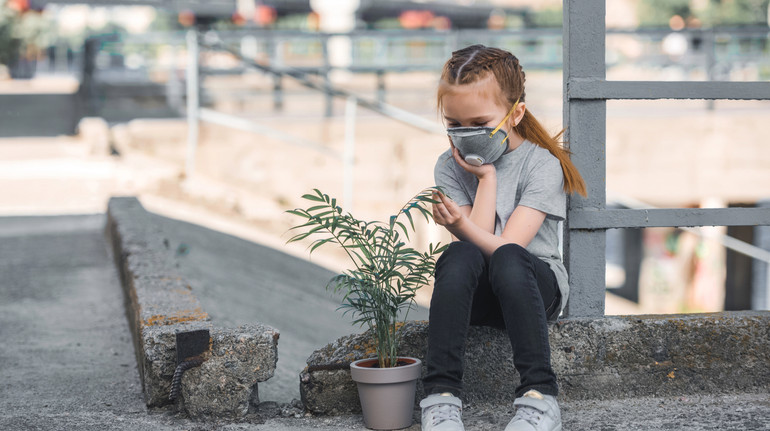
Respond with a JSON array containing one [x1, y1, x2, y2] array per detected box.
[[432, 190, 465, 231], [450, 142, 496, 180]]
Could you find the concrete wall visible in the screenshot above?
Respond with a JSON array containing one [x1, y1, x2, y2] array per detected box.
[[0, 93, 80, 137]]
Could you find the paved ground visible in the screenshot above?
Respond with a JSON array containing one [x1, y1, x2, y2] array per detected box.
[[1, 214, 768, 431], [0, 214, 174, 431]]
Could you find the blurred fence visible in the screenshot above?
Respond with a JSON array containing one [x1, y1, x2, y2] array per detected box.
[[29, 26, 768, 122], [36, 27, 769, 76], [5, 26, 769, 130]]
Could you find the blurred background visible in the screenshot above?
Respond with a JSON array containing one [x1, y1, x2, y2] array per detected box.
[[1, 0, 769, 316]]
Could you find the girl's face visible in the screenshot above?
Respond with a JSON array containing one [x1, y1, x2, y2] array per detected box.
[[441, 74, 525, 149]]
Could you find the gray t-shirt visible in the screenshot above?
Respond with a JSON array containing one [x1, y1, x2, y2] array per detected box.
[[434, 139, 569, 317]]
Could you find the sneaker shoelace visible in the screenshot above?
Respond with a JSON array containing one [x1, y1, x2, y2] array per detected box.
[[426, 403, 462, 427], [514, 405, 544, 427]]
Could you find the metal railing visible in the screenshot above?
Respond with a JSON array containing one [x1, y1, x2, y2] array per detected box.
[[563, 0, 770, 318], [66, 26, 770, 122], [609, 193, 770, 311], [184, 30, 445, 211]]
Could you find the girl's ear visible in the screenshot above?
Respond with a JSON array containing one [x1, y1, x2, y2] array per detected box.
[[511, 102, 526, 127]]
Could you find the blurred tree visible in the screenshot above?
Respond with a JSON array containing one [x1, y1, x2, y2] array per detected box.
[[0, 1, 20, 67], [638, 0, 770, 27], [531, 6, 562, 28], [700, 0, 770, 26], [638, 0, 693, 27], [0, 0, 50, 78]]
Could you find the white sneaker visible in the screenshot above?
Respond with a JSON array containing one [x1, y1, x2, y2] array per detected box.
[[504, 390, 562, 431], [420, 392, 464, 431]]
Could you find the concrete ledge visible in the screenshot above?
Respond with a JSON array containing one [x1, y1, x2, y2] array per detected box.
[[300, 313, 770, 414], [106, 196, 279, 419]]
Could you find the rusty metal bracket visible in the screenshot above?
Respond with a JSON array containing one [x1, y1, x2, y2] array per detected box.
[[169, 329, 210, 402]]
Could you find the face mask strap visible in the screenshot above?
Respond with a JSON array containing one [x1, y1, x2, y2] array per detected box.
[[489, 97, 520, 138]]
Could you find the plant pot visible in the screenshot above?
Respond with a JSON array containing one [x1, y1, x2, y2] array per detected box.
[[350, 357, 422, 430]]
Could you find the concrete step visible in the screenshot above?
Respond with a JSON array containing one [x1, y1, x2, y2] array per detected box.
[[301, 315, 770, 416]]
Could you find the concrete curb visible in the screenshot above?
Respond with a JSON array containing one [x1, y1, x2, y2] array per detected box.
[[106, 196, 279, 419], [301, 313, 770, 414]]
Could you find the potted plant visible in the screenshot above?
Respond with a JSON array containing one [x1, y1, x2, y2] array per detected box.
[[286, 187, 447, 430]]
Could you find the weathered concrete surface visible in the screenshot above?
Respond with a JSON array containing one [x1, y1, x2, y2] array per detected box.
[[301, 314, 770, 414], [0, 214, 179, 431], [106, 197, 279, 418], [181, 325, 280, 420], [1, 214, 767, 430]]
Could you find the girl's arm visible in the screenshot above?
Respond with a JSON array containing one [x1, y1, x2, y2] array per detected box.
[[450, 146, 497, 234], [433, 190, 546, 257]]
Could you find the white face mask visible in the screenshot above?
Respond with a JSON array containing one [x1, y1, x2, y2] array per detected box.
[[446, 98, 520, 166]]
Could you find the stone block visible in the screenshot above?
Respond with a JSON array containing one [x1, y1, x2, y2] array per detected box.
[[181, 324, 280, 419], [107, 196, 279, 418], [301, 312, 770, 414]]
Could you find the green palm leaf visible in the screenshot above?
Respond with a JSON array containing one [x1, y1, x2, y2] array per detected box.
[[286, 186, 447, 368]]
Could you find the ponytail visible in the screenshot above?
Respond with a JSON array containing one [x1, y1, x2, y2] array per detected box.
[[516, 109, 587, 197]]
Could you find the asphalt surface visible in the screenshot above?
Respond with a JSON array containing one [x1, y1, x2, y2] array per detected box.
[[0, 214, 177, 430], [1, 214, 768, 431]]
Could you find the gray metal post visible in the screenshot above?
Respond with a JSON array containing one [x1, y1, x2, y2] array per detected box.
[[376, 70, 386, 104], [185, 30, 200, 179], [166, 43, 183, 114], [343, 96, 356, 211], [270, 37, 284, 111], [705, 29, 716, 111], [322, 36, 334, 118], [273, 74, 284, 111], [563, 0, 607, 318], [754, 199, 770, 310]]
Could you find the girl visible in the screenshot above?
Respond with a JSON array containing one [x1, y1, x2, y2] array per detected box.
[[419, 45, 586, 431]]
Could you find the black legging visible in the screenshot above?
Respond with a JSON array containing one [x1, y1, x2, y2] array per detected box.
[[422, 241, 561, 398]]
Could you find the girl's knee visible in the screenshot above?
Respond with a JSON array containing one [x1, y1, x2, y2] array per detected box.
[[444, 241, 485, 260], [437, 241, 485, 270], [490, 243, 530, 269], [433, 241, 485, 296], [488, 243, 534, 294]]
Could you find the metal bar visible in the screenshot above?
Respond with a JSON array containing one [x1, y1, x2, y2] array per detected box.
[[705, 30, 716, 110], [196, 26, 770, 40], [343, 97, 356, 211], [198, 108, 340, 160], [570, 208, 770, 230], [566, 229, 607, 317], [608, 194, 770, 264], [185, 30, 199, 179], [376, 70, 386, 105], [563, 0, 607, 318], [755, 200, 770, 310], [273, 74, 283, 111], [322, 35, 333, 118], [679, 226, 770, 264], [569, 79, 770, 100], [201, 36, 444, 135]]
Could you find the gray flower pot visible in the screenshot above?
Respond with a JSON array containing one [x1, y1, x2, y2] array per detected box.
[[350, 357, 422, 430]]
